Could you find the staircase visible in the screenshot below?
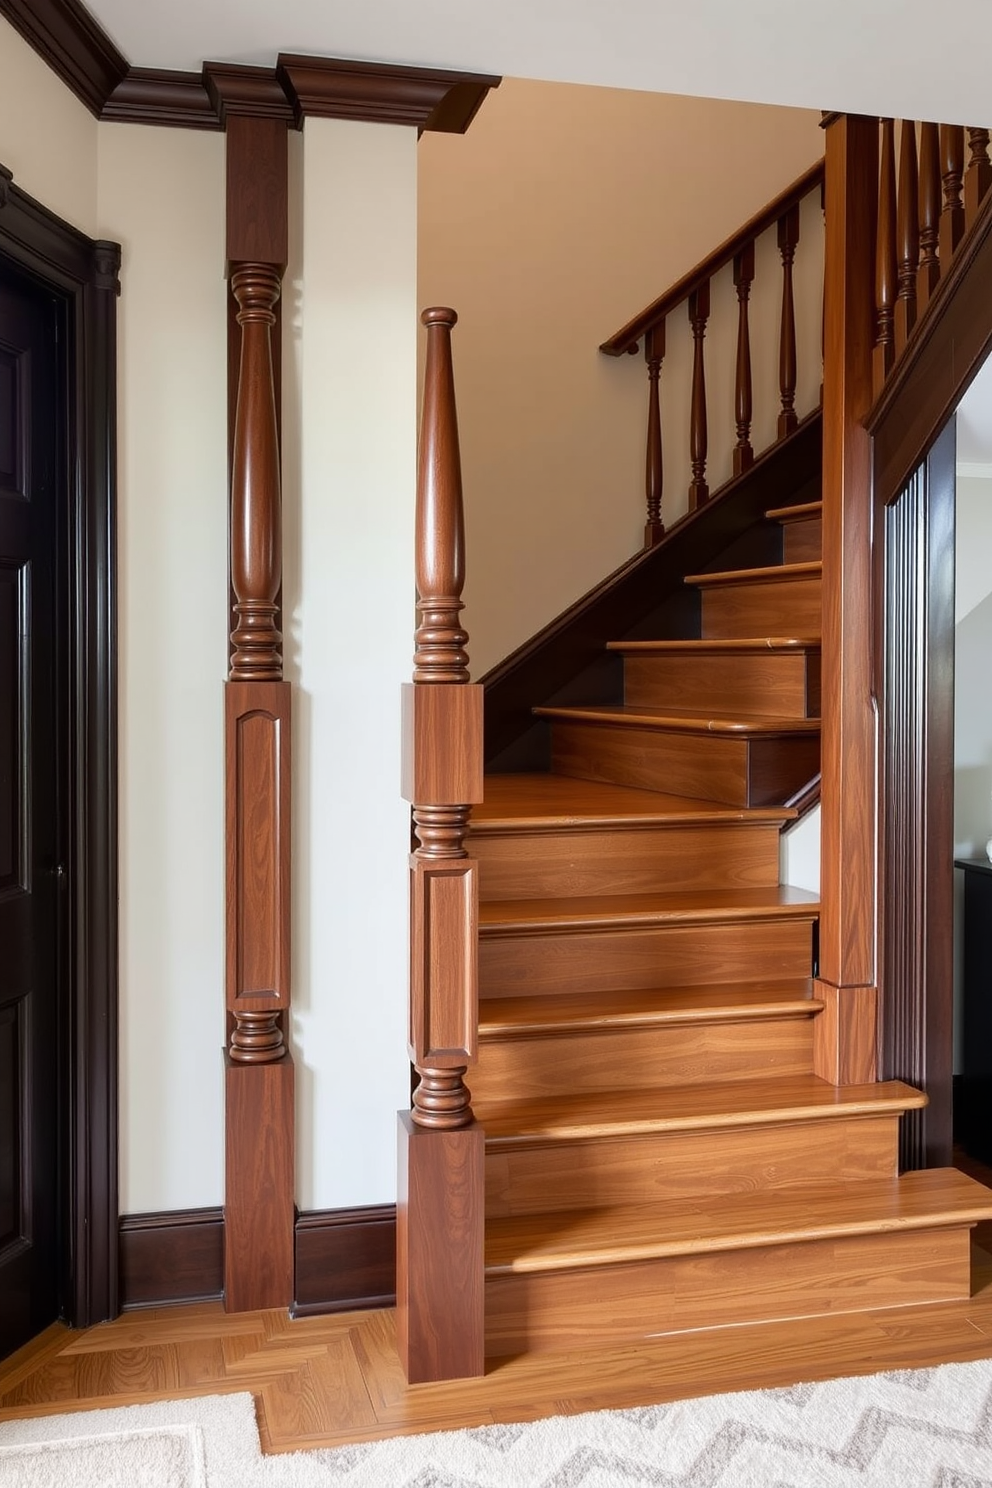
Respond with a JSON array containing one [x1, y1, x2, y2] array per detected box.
[[469, 494, 992, 1359]]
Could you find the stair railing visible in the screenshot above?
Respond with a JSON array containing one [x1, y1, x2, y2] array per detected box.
[[600, 162, 825, 546], [397, 307, 486, 1384]]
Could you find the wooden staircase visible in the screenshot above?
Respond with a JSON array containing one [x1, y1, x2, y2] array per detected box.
[[469, 495, 992, 1359]]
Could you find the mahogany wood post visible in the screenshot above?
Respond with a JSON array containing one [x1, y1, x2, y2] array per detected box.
[[733, 242, 755, 475], [873, 118, 897, 395], [222, 114, 294, 1312], [816, 113, 880, 1085], [644, 321, 665, 545], [894, 119, 919, 355], [938, 124, 966, 268], [964, 127, 992, 228], [917, 121, 941, 311], [687, 280, 710, 509], [776, 206, 800, 438], [398, 307, 485, 1382]]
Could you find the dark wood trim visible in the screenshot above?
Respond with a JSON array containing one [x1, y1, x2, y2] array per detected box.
[[0, 0, 126, 117], [600, 162, 825, 356], [482, 413, 821, 766], [118, 1205, 398, 1313], [0, 167, 120, 1328], [276, 54, 500, 134], [101, 70, 219, 130], [869, 188, 992, 503], [783, 772, 822, 818], [204, 64, 294, 126]]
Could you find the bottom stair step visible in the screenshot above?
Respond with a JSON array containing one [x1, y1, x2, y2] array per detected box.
[[484, 1169, 992, 1356]]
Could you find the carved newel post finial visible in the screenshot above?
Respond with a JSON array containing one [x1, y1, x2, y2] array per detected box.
[[230, 263, 283, 682]]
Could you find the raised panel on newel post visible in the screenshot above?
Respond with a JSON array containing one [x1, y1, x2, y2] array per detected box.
[[398, 308, 485, 1384]]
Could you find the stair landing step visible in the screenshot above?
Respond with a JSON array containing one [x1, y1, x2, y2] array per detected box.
[[472, 775, 797, 831], [477, 1073, 925, 1146], [765, 500, 823, 522], [608, 637, 820, 655], [480, 884, 819, 937], [534, 705, 820, 737], [686, 560, 821, 588], [479, 980, 820, 1040], [485, 1170, 992, 1275]]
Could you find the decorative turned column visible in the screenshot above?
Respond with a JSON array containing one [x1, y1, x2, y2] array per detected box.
[[917, 122, 941, 311], [733, 242, 754, 475], [221, 111, 294, 1314], [687, 280, 710, 508], [964, 127, 992, 228], [398, 307, 485, 1384], [644, 321, 665, 545], [894, 119, 919, 355], [873, 117, 897, 394], [777, 205, 800, 438]]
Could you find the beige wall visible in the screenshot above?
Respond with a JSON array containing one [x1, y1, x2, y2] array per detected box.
[[419, 80, 824, 676]]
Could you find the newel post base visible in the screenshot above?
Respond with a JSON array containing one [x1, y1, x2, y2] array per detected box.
[[224, 1051, 295, 1312], [813, 980, 878, 1085], [397, 1112, 485, 1382]]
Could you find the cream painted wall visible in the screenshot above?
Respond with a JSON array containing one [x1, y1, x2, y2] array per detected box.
[[98, 125, 229, 1213], [418, 80, 824, 677], [288, 118, 417, 1211], [0, 16, 98, 237]]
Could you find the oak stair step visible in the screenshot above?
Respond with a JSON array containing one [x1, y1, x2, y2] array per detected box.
[[685, 560, 821, 639], [608, 636, 821, 719], [766, 498, 823, 563], [533, 704, 820, 805], [471, 774, 795, 898], [482, 1170, 992, 1354], [479, 887, 818, 997]]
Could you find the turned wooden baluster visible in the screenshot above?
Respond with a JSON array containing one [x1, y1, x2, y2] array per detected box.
[[688, 280, 710, 508], [938, 124, 966, 267], [894, 119, 919, 354], [873, 118, 897, 393], [733, 241, 755, 474], [917, 122, 941, 310], [644, 321, 665, 546], [965, 127, 992, 227], [777, 206, 800, 438], [230, 265, 283, 683]]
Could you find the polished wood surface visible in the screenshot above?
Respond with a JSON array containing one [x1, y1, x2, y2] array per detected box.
[[688, 280, 710, 507], [691, 565, 821, 641], [644, 320, 665, 543], [873, 117, 897, 392], [917, 121, 942, 309], [472, 773, 796, 828], [224, 1055, 295, 1312], [479, 884, 819, 935], [777, 203, 800, 437], [733, 240, 755, 475], [938, 123, 966, 267], [478, 979, 818, 1036], [894, 118, 919, 353], [617, 643, 820, 718], [965, 127, 992, 226]]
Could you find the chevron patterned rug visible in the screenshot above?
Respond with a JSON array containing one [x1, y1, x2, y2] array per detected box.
[[1, 1358, 992, 1486]]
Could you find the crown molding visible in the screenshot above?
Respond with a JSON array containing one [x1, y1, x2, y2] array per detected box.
[[0, 0, 500, 133]]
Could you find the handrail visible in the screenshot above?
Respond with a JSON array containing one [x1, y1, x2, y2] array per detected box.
[[600, 160, 825, 357]]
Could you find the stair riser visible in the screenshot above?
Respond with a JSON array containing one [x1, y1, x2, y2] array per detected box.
[[472, 823, 782, 900], [484, 1226, 971, 1355], [485, 1114, 900, 1217], [700, 577, 821, 639], [480, 918, 816, 998], [782, 516, 822, 563], [473, 1017, 815, 1104], [623, 653, 820, 719], [549, 722, 820, 806]]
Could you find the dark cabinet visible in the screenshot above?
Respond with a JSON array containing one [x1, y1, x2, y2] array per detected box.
[[955, 857, 992, 1163]]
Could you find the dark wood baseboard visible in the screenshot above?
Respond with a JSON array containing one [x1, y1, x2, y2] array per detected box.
[[118, 1204, 397, 1314]]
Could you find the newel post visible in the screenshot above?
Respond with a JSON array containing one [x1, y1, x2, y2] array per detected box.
[[397, 308, 485, 1383]]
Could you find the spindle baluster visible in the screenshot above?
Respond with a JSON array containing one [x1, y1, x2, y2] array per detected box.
[[688, 280, 710, 508], [733, 242, 755, 474], [873, 118, 897, 392], [965, 127, 992, 227], [777, 206, 800, 438], [644, 321, 665, 545], [938, 124, 966, 267], [894, 119, 919, 354], [917, 121, 941, 309]]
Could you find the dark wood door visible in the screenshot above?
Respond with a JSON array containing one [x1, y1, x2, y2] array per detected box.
[[0, 263, 65, 1357]]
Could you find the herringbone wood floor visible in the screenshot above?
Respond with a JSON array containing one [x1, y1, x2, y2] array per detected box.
[[2, 1245, 992, 1454]]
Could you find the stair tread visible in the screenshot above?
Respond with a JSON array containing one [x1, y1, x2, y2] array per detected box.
[[477, 1073, 924, 1144], [765, 500, 823, 522], [484, 1169, 992, 1274], [608, 637, 821, 654], [472, 774, 797, 830], [479, 979, 820, 1039], [533, 704, 821, 736], [686, 560, 821, 588], [479, 884, 819, 935]]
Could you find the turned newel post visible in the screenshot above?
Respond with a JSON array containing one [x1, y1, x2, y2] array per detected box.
[[398, 306, 485, 1384]]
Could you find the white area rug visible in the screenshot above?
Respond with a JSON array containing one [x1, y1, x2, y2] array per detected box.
[[1, 1359, 992, 1486]]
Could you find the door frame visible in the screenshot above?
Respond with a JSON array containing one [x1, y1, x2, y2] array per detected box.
[[0, 163, 119, 1326]]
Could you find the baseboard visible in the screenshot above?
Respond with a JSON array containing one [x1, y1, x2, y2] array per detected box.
[[118, 1204, 397, 1313]]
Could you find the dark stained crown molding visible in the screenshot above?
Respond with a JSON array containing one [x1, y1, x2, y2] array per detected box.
[[0, 0, 500, 133]]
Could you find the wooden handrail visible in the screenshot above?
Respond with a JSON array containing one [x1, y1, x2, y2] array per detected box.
[[600, 160, 824, 356]]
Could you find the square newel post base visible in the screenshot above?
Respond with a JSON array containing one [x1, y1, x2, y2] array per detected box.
[[397, 1111, 485, 1383], [224, 1050, 295, 1312]]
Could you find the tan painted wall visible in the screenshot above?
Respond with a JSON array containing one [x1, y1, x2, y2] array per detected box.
[[419, 79, 824, 675]]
